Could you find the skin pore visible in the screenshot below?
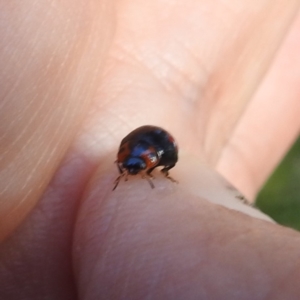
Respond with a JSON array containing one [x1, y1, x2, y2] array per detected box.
[[0, 0, 300, 299]]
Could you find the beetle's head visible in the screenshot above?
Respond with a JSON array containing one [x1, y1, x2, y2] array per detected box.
[[123, 157, 146, 175]]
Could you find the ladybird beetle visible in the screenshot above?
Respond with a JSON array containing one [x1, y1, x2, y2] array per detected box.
[[113, 125, 178, 190]]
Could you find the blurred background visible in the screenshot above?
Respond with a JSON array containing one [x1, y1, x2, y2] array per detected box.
[[256, 136, 300, 231]]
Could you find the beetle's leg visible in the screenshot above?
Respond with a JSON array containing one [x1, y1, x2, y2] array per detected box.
[[113, 169, 127, 191], [141, 173, 155, 189], [146, 167, 156, 179], [112, 175, 122, 191], [145, 167, 156, 188], [115, 161, 123, 174], [161, 165, 178, 183], [146, 176, 155, 189]]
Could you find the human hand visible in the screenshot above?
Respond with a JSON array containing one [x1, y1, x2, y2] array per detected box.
[[1, 0, 300, 299]]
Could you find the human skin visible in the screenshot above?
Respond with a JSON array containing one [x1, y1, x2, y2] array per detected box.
[[0, 0, 300, 299]]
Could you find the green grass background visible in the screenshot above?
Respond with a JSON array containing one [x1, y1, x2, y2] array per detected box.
[[256, 136, 300, 231]]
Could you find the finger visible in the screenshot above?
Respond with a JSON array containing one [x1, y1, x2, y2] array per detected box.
[[0, 0, 114, 241], [73, 154, 300, 299], [217, 11, 300, 200], [74, 0, 300, 168], [0, 156, 88, 300]]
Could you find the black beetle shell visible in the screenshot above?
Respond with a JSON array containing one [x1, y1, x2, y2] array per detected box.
[[113, 125, 178, 190], [119, 125, 178, 169]]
